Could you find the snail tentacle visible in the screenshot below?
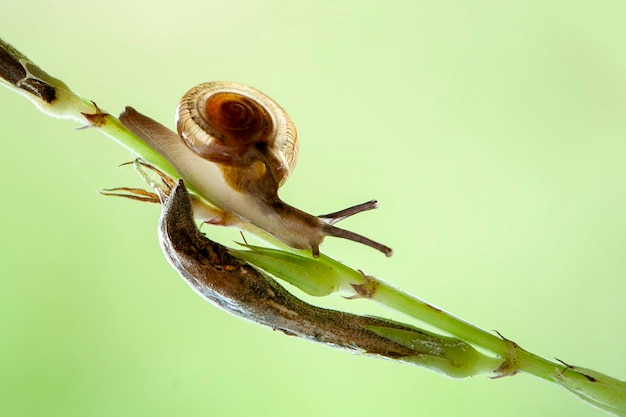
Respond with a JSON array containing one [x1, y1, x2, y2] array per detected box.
[[321, 224, 393, 257], [319, 200, 380, 225]]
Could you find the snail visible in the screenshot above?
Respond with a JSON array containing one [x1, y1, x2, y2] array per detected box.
[[119, 81, 392, 257]]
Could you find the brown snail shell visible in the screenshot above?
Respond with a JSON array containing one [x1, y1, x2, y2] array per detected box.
[[177, 82, 298, 194]]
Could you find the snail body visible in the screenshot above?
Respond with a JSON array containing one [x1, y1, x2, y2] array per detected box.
[[119, 81, 391, 257]]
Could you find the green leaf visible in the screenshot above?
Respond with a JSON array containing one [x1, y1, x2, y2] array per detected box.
[[231, 244, 343, 296]]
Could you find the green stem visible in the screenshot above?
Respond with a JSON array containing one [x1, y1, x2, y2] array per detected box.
[[373, 280, 507, 354]]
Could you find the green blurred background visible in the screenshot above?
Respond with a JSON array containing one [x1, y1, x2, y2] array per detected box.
[[2, 1, 625, 416]]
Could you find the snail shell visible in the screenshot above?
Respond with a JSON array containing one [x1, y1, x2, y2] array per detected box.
[[177, 82, 297, 196], [119, 82, 392, 257]]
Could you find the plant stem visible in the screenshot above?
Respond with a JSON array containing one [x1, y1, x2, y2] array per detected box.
[[372, 280, 507, 354]]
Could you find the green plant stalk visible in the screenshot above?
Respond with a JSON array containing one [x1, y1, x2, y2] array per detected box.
[[1, 38, 624, 415], [233, 245, 582, 383], [0, 39, 178, 182]]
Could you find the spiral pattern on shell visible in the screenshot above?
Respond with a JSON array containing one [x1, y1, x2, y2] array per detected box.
[[176, 81, 298, 186]]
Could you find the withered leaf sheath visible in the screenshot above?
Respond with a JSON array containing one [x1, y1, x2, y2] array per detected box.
[[159, 180, 423, 361]]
